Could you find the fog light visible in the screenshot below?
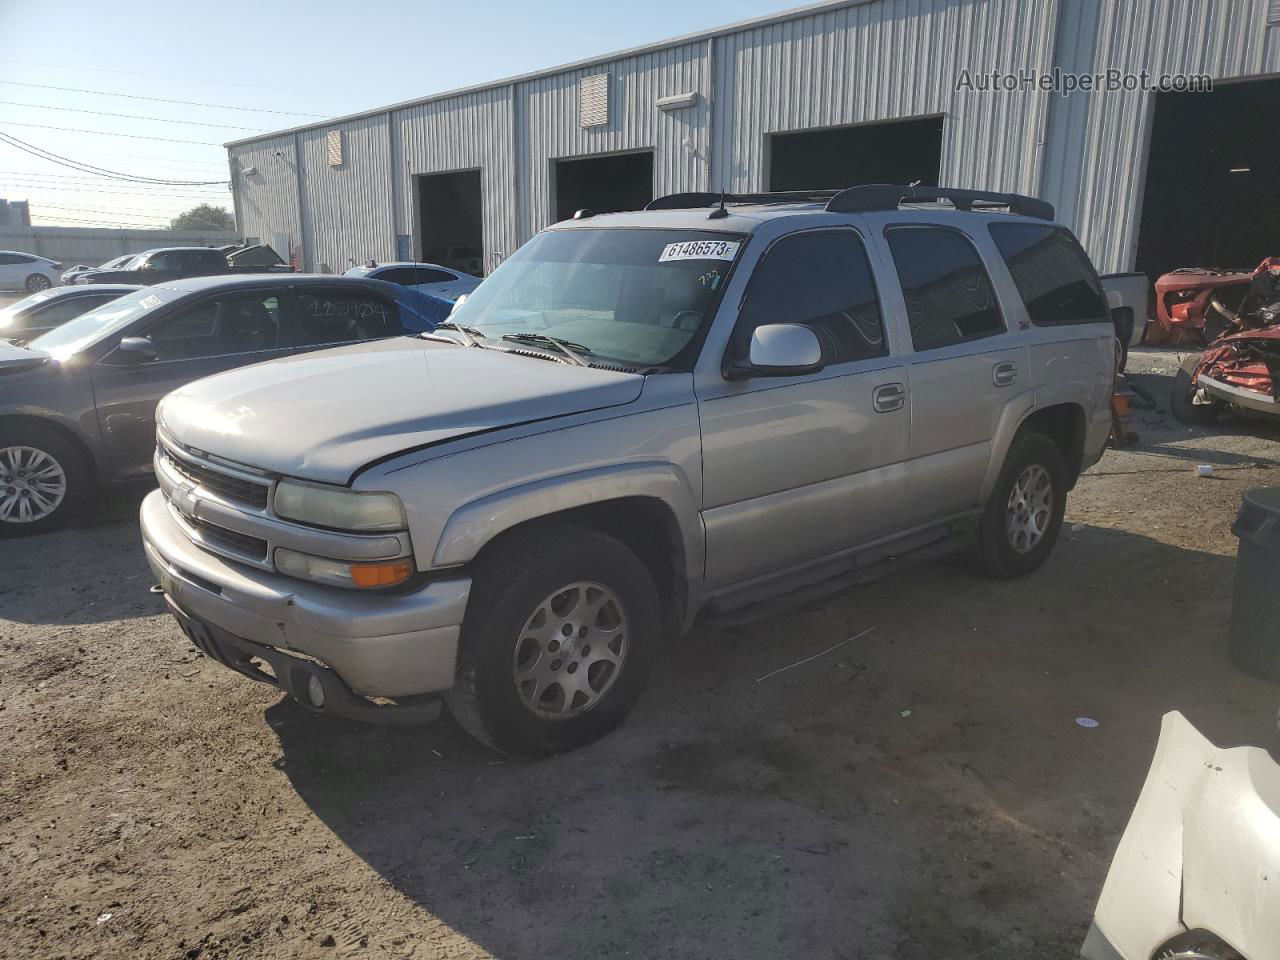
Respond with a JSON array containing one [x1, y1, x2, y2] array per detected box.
[[307, 674, 326, 708]]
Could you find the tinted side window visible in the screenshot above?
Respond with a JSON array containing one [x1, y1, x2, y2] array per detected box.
[[408, 268, 455, 285], [737, 230, 887, 364], [885, 226, 1004, 352], [989, 223, 1107, 325], [293, 288, 401, 346], [146, 252, 178, 271], [0, 253, 33, 265], [142, 293, 282, 361]]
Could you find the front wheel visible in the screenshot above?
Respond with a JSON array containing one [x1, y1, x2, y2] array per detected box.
[[972, 432, 1068, 579], [25, 273, 52, 293], [0, 425, 90, 536], [445, 522, 661, 757]]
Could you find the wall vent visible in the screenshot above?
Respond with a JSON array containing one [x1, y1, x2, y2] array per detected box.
[[1270, 0, 1280, 23], [326, 130, 343, 166], [580, 74, 609, 128]]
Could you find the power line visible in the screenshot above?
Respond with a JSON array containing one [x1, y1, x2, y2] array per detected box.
[[0, 99, 270, 132], [5, 182, 229, 200], [0, 81, 325, 118], [1, 174, 227, 195], [33, 216, 170, 227], [35, 203, 194, 218], [0, 131, 228, 183], [0, 121, 221, 146], [3, 58, 347, 97]]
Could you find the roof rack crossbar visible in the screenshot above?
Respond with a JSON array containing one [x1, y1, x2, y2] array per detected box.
[[825, 184, 1054, 221], [645, 190, 840, 211]]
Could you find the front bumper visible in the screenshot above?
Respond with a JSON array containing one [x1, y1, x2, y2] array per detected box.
[[1198, 372, 1280, 415], [141, 489, 471, 713]]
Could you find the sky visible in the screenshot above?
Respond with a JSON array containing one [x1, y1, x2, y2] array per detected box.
[[0, 0, 806, 231]]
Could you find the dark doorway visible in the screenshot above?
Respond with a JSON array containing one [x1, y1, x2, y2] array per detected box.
[[554, 151, 654, 222], [1136, 76, 1280, 278], [416, 170, 483, 276], [769, 117, 944, 192]]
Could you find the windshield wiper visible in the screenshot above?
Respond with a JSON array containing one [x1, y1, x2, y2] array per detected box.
[[424, 321, 484, 348], [500, 332, 589, 367]]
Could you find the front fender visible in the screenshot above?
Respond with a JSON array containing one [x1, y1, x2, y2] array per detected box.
[[432, 460, 704, 579]]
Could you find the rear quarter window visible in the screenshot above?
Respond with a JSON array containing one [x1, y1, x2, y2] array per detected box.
[[988, 223, 1107, 326]]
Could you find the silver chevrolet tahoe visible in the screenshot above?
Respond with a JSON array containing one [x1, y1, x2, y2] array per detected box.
[[141, 185, 1116, 757]]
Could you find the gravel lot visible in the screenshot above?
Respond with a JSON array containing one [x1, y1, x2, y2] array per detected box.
[[2, 341, 1279, 960]]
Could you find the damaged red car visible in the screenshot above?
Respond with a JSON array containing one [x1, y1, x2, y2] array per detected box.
[[1171, 258, 1280, 424]]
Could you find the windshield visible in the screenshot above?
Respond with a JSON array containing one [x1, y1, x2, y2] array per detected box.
[[27, 288, 171, 360], [448, 228, 744, 367], [0, 289, 57, 329]]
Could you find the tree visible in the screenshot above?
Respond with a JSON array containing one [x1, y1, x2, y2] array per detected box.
[[170, 204, 234, 231]]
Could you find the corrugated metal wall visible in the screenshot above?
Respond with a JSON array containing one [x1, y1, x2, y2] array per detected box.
[[1044, 0, 1280, 271], [227, 0, 1280, 277], [517, 41, 711, 239], [710, 0, 1058, 197], [394, 86, 518, 274]]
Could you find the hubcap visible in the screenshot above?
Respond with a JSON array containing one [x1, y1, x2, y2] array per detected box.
[[1005, 463, 1053, 554], [28, 275, 51, 291], [0, 445, 67, 524], [511, 581, 628, 720]]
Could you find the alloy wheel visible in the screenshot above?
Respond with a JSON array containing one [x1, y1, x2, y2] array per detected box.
[[0, 445, 67, 524], [1005, 463, 1053, 554], [511, 581, 629, 719]]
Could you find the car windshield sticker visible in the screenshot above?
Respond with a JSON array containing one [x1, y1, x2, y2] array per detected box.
[[659, 240, 740, 263], [139, 295, 162, 309]]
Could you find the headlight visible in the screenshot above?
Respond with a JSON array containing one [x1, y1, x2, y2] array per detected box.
[[273, 479, 406, 531], [274, 548, 413, 589]]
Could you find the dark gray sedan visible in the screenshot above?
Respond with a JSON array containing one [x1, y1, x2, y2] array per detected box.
[[0, 274, 452, 534]]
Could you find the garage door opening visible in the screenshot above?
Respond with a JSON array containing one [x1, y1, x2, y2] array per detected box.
[[1135, 76, 1280, 278], [416, 169, 483, 276], [769, 117, 943, 192], [554, 151, 654, 222]]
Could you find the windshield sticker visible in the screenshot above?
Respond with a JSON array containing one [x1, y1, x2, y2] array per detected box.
[[697, 268, 723, 290], [659, 240, 740, 263], [139, 295, 162, 309]]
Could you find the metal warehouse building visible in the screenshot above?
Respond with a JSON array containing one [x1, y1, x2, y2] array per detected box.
[[226, 0, 1280, 279]]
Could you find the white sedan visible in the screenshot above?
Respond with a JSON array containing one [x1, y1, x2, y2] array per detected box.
[[343, 261, 480, 301], [0, 251, 62, 292]]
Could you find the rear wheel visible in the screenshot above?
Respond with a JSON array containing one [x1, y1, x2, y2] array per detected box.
[[0, 425, 89, 536], [1170, 353, 1221, 425], [445, 522, 661, 757], [25, 273, 52, 293], [972, 432, 1068, 579]]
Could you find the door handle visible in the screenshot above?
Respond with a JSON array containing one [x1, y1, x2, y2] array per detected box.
[[993, 361, 1018, 387], [873, 382, 906, 413]]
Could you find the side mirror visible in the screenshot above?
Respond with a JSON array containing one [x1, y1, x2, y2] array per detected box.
[[115, 336, 158, 363], [734, 324, 823, 378]]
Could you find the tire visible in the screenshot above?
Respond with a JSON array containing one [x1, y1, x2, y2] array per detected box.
[[972, 432, 1068, 579], [0, 424, 90, 536], [445, 522, 662, 757], [1170, 353, 1221, 425], [24, 273, 52, 293]]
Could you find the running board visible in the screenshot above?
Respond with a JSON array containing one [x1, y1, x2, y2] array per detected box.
[[703, 520, 976, 628]]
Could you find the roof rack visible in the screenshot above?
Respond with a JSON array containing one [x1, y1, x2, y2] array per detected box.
[[825, 184, 1054, 220], [644, 185, 1055, 221], [644, 190, 839, 211]]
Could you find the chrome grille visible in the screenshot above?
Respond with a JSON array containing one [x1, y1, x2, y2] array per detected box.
[[160, 444, 270, 509], [189, 516, 268, 561]]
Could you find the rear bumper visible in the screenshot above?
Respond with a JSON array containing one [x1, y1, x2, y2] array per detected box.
[[1198, 372, 1280, 415], [140, 489, 470, 705]]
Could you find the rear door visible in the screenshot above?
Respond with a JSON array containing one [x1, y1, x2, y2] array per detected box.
[[876, 223, 1025, 523], [285, 284, 406, 352], [697, 225, 912, 591], [0, 253, 34, 289], [90, 287, 291, 477]]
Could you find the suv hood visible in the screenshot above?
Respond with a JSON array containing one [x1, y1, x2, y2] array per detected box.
[[158, 337, 645, 484]]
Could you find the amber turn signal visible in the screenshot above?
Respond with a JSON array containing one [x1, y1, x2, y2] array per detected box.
[[350, 560, 413, 589]]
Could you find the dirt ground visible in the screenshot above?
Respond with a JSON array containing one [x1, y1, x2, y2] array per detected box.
[[3, 345, 1279, 960]]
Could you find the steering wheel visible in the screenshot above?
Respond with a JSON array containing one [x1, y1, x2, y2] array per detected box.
[[669, 310, 702, 332]]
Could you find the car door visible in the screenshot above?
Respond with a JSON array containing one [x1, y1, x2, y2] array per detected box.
[[875, 223, 1025, 523], [696, 226, 912, 592], [286, 284, 405, 353], [90, 288, 292, 477], [0, 253, 34, 290]]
